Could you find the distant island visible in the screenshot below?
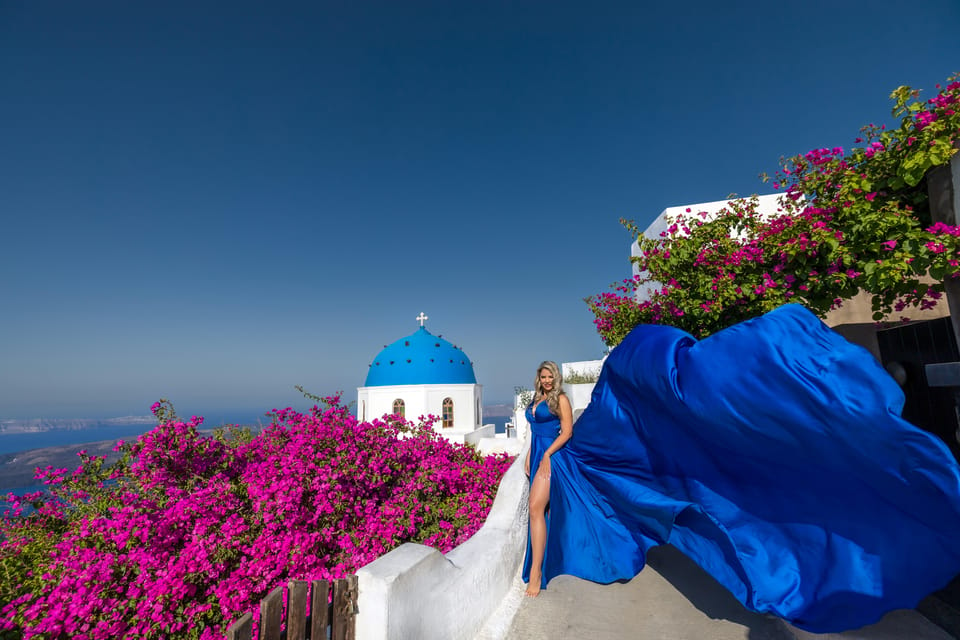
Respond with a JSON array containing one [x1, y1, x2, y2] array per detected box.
[[482, 403, 515, 417], [0, 416, 156, 434], [0, 438, 123, 493]]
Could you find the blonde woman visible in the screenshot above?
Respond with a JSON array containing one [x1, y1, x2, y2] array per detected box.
[[522, 360, 573, 597]]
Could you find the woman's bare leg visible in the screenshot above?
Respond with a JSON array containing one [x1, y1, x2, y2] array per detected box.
[[525, 471, 550, 597]]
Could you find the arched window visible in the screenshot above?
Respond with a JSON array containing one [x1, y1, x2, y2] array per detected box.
[[393, 399, 405, 418], [361, 401, 365, 421], [442, 398, 454, 428]]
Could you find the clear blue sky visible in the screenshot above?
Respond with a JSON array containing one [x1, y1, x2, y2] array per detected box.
[[2, 1, 958, 419]]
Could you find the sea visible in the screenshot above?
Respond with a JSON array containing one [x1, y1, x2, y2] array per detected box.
[[0, 414, 511, 501]]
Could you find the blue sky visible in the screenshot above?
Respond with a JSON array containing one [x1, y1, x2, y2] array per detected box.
[[1, 1, 958, 419]]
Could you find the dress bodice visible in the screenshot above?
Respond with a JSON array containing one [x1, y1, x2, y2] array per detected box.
[[526, 401, 561, 437]]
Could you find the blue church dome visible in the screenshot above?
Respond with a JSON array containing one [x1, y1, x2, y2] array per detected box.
[[365, 324, 477, 387]]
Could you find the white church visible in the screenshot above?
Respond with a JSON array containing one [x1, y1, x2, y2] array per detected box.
[[357, 313, 486, 445]]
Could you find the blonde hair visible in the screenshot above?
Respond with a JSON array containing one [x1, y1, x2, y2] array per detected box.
[[532, 361, 564, 416]]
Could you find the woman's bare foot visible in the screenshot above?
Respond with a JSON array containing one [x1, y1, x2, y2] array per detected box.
[[525, 573, 542, 597]]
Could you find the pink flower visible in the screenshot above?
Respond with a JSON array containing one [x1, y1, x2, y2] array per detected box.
[[927, 222, 960, 237], [915, 111, 937, 130]]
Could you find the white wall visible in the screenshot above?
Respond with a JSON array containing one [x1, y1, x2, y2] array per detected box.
[[512, 394, 530, 449], [561, 359, 603, 420], [355, 455, 529, 640], [561, 360, 602, 380], [632, 193, 790, 302], [562, 383, 595, 419], [476, 436, 524, 457], [464, 423, 496, 445], [357, 383, 482, 441]]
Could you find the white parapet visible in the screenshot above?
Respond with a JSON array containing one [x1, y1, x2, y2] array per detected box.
[[463, 423, 496, 446], [561, 360, 602, 379], [355, 455, 529, 640], [476, 436, 524, 457]]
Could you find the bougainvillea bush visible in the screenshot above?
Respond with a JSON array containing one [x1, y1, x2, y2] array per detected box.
[[587, 74, 960, 345], [0, 397, 512, 639]]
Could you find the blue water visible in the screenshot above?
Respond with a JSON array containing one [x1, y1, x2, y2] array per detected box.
[[489, 415, 509, 434], [1, 484, 48, 517], [1, 483, 47, 498]]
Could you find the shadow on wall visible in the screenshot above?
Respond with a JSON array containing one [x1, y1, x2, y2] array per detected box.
[[825, 286, 950, 361]]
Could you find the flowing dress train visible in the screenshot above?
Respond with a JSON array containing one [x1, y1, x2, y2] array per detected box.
[[528, 304, 960, 632]]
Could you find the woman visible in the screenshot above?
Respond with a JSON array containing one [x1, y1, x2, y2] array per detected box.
[[523, 304, 960, 632], [521, 361, 573, 597]]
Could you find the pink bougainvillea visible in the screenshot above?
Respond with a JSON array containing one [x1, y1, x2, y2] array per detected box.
[[0, 396, 512, 639]]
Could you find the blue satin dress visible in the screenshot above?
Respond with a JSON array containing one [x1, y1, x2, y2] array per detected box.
[[521, 400, 561, 589], [532, 304, 960, 632]]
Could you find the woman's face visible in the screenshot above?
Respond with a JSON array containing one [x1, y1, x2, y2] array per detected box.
[[539, 368, 555, 392]]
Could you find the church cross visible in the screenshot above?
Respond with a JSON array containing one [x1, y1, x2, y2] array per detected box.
[[416, 312, 429, 327]]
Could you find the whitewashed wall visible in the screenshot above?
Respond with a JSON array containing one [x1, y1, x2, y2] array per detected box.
[[357, 383, 482, 441], [561, 360, 602, 379], [561, 359, 603, 420], [476, 436, 524, 457], [632, 193, 789, 302], [355, 455, 528, 640], [562, 383, 595, 420], [464, 423, 496, 445], [512, 400, 529, 449]]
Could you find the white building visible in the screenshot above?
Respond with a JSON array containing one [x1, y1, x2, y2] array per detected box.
[[631, 193, 789, 302], [357, 313, 484, 444]]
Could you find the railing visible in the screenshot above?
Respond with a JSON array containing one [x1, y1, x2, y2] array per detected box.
[[225, 577, 358, 640]]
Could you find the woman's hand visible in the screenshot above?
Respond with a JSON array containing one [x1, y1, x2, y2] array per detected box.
[[524, 450, 530, 477], [534, 455, 551, 482]]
